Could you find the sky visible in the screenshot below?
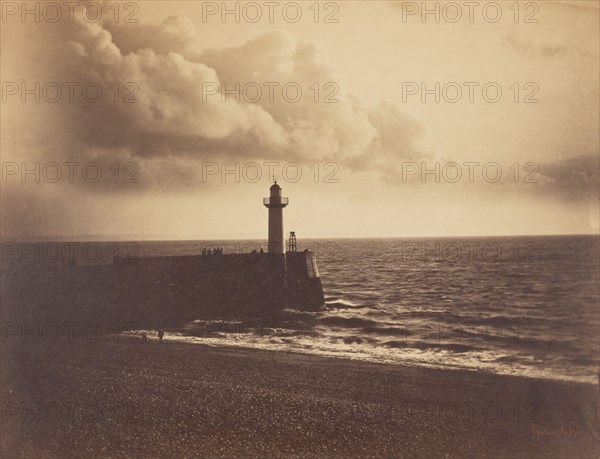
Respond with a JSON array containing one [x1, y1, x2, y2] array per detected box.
[[1, 0, 599, 240]]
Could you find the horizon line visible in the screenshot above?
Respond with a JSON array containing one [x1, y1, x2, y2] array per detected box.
[[1, 232, 599, 243]]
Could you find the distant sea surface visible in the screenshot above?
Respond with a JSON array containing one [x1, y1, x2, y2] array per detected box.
[[5, 235, 599, 384]]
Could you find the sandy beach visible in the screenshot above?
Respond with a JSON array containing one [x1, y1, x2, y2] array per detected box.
[[1, 337, 598, 458]]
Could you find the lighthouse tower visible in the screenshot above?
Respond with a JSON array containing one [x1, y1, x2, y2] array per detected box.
[[263, 181, 289, 254]]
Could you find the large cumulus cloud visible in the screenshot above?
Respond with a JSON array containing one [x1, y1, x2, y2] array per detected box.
[[7, 11, 395, 173]]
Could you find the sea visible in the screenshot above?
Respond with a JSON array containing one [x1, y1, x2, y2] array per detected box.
[[4, 235, 599, 384]]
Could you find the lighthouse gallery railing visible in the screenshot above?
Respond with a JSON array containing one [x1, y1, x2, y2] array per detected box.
[[263, 197, 289, 206]]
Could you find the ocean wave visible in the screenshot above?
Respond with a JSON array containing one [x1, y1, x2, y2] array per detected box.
[[361, 326, 417, 337], [341, 335, 378, 345], [326, 299, 365, 309], [319, 316, 379, 328], [382, 340, 481, 354]]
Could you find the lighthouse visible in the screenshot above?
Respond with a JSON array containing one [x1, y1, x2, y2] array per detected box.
[[263, 181, 289, 254]]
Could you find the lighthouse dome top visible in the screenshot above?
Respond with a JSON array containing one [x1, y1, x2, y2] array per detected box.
[[270, 181, 281, 191]]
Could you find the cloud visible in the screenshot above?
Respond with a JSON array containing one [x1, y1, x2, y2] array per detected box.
[[347, 101, 428, 180], [4, 13, 424, 186], [536, 154, 600, 201], [104, 15, 196, 55], [0, 11, 426, 237]]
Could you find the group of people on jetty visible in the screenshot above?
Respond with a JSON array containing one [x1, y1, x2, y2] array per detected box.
[[202, 247, 224, 256]]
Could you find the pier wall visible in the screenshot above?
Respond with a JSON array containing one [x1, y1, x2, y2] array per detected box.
[[1, 251, 324, 330]]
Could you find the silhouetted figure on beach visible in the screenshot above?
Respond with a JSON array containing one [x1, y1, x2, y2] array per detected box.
[[158, 329, 164, 343], [140, 333, 148, 344]]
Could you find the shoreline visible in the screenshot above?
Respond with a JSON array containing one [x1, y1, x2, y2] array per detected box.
[[124, 330, 600, 387], [2, 338, 598, 458]]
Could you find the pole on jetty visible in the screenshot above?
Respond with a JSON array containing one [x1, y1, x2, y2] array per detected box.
[[263, 181, 289, 254], [288, 232, 297, 253]]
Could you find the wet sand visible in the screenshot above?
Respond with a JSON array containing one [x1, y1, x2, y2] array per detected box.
[[2, 337, 598, 458]]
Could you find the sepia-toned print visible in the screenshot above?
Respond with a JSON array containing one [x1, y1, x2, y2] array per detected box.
[[1, 1, 598, 458]]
